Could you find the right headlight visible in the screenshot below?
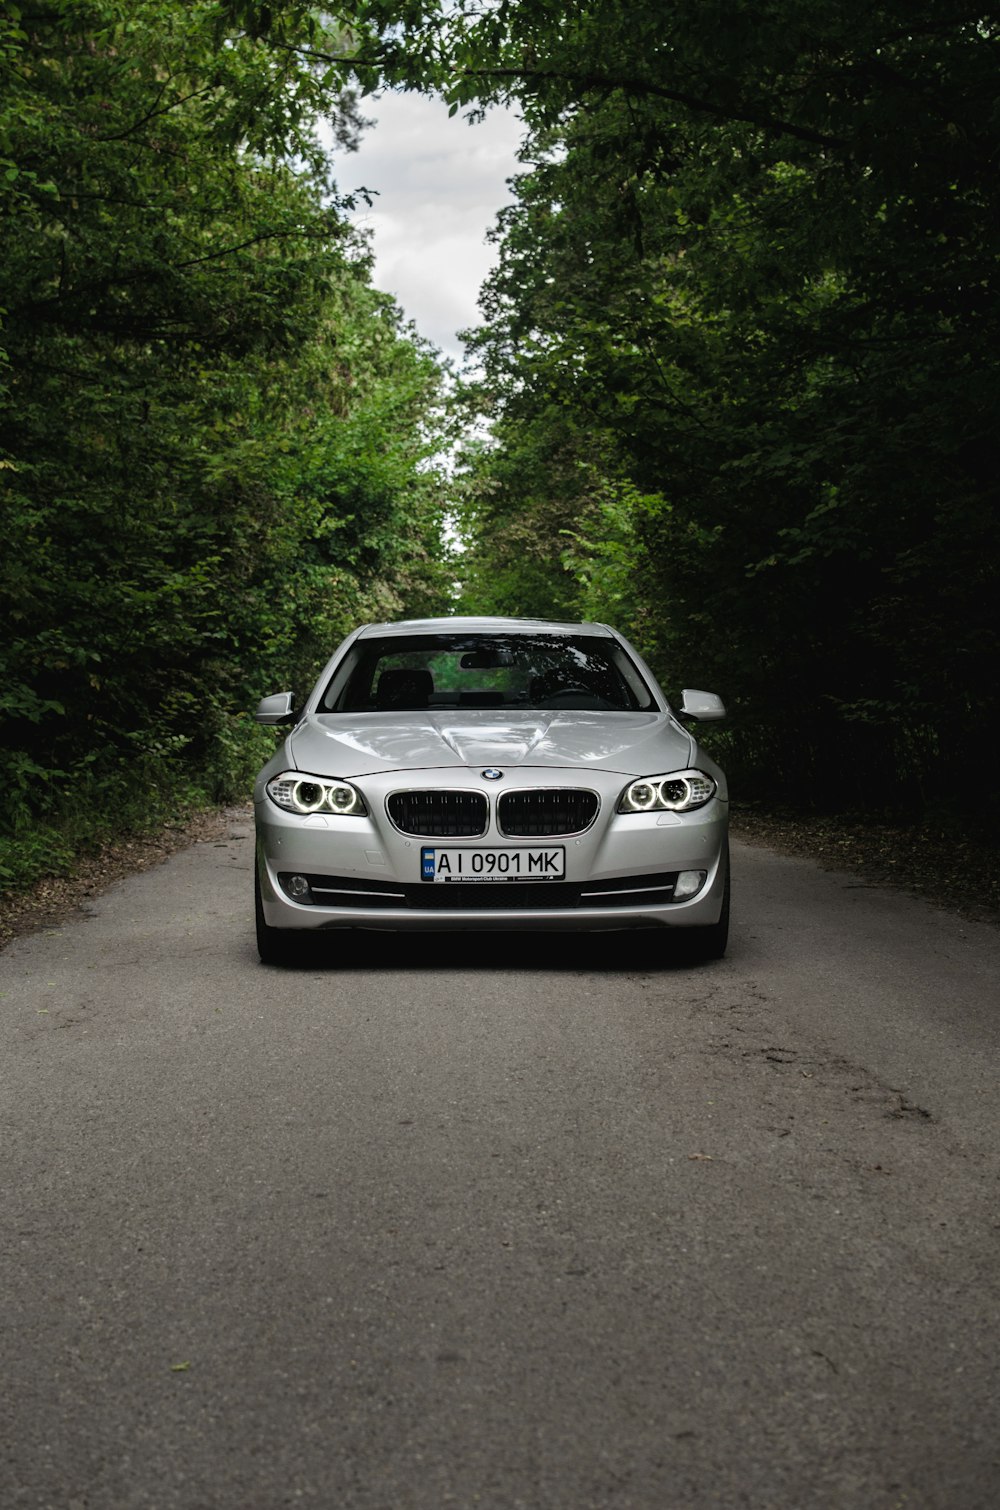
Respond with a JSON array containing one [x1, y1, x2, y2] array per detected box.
[[617, 770, 717, 814], [266, 772, 368, 816]]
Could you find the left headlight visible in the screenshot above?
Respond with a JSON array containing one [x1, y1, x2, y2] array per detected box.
[[265, 771, 368, 816], [617, 770, 717, 814]]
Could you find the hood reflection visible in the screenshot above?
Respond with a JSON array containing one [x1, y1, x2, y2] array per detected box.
[[287, 710, 691, 776]]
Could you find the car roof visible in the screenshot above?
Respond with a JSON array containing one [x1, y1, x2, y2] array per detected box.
[[356, 616, 616, 639]]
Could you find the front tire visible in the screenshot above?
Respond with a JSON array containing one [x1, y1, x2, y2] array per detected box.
[[679, 847, 730, 962], [255, 866, 300, 966]]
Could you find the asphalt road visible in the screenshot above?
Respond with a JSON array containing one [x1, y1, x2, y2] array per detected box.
[[2, 819, 998, 1510]]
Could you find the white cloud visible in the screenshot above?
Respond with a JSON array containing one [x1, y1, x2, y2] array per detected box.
[[328, 92, 524, 362]]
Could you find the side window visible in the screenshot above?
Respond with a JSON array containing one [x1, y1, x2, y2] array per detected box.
[[321, 647, 366, 710], [611, 647, 656, 710]]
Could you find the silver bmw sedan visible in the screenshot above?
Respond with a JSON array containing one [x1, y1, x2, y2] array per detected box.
[[253, 616, 729, 963]]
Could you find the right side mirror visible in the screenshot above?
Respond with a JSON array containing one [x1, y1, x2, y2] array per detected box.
[[678, 689, 727, 722], [255, 691, 297, 725]]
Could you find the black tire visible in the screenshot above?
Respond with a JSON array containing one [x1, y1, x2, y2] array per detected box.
[[255, 866, 300, 966], [679, 847, 730, 963]]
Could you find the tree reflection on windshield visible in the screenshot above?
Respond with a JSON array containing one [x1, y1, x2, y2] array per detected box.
[[326, 634, 657, 714]]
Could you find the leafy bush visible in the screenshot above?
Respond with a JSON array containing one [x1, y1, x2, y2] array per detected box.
[[0, 2, 452, 892]]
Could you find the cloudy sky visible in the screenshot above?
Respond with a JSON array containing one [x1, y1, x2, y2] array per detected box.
[[329, 91, 525, 364]]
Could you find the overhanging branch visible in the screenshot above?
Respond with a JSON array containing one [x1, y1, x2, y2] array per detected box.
[[267, 41, 850, 152]]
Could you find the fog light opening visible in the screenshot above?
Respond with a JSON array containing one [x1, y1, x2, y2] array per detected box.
[[284, 874, 313, 903], [674, 869, 708, 901]]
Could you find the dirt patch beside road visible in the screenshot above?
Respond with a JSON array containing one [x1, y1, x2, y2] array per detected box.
[[0, 805, 251, 952], [732, 805, 1000, 927]]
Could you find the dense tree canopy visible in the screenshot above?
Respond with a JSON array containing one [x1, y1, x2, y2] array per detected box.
[[3, 0, 998, 894], [1, 1, 451, 885], [235, 0, 998, 820], [444, 1, 1000, 816]]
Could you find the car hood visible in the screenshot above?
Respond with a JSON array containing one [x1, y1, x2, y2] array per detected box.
[[286, 710, 693, 777]]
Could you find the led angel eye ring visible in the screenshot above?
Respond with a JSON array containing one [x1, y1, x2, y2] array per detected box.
[[292, 780, 327, 813]]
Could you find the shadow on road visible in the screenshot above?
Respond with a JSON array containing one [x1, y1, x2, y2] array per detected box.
[[259, 930, 725, 976]]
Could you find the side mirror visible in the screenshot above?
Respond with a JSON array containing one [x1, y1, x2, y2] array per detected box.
[[678, 689, 726, 722], [255, 691, 297, 726]]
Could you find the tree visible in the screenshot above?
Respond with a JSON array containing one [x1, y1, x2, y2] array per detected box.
[[0, 1, 451, 885], [238, 0, 997, 820], [444, 2, 1000, 814]]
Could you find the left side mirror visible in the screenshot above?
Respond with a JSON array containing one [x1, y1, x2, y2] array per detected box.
[[255, 691, 297, 725], [678, 689, 726, 722]]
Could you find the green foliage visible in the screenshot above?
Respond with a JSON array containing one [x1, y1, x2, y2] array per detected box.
[[7, 0, 998, 887], [304, 0, 996, 824], [0, 1, 452, 890]]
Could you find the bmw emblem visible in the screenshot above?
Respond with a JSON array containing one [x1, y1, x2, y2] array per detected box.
[[482, 768, 503, 780]]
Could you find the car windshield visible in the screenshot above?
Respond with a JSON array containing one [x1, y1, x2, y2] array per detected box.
[[320, 633, 657, 714]]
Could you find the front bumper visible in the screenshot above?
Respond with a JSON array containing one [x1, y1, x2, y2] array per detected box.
[[255, 766, 728, 934]]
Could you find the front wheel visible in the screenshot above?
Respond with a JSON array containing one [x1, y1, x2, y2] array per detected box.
[[255, 866, 300, 966], [678, 849, 730, 963]]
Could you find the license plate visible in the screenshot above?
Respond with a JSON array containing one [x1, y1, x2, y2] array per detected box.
[[420, 846, 565, 882]]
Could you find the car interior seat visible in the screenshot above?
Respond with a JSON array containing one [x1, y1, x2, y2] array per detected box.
[[375, 668, 434, 710]]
